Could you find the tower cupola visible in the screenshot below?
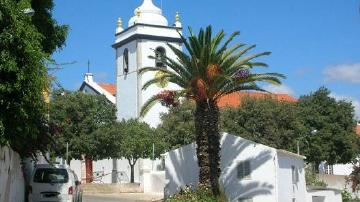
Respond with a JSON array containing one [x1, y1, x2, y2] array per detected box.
[[128, 0, 168, 27]]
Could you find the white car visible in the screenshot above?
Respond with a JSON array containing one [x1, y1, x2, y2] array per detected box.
[[28, 164, 82, 202]]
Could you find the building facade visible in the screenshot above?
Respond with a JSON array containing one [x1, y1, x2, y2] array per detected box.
[[164, 133, 307, 202], [113, 0, 183, 127]]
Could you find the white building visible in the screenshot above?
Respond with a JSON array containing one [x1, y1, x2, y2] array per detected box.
[[79, 72, 116, 104], [113, 0, 182, 127], [68, 0, 181, 186], [164, 133, 308, 202]]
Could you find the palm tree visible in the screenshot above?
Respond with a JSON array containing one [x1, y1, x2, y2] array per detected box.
[[140, 26, 285, 195]]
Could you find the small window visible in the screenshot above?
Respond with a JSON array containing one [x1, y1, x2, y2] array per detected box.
[[291, 166, 299, 184], [123, 48, 129, 74], [237, 161, 251, 180], [238, 198, 253, 202], [155, 47, 166, 68]]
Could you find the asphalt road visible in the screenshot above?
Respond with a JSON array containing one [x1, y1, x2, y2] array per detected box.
[[83, 193, 163, 202]]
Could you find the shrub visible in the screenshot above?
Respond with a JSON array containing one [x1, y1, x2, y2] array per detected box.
[[166, 186, 227, 202]]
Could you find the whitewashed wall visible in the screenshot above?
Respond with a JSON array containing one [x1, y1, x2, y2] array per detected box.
[[277, 151, 307, 202], [0, 146, 25, 202], [333, 163, 353, 176], [164, 143, 199, 197], [165, 133, 286, 202], [69, 158, 163, 184], [306, 188, 342, 202], [116, 40, 138, 121]]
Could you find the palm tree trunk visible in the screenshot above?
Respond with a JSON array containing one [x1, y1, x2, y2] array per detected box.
[[195, 100, 221, 195]]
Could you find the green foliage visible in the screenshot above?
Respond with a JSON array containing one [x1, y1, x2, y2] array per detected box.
[[221, 97, 305, 152], [298, 87, 359, 165], [96, 119, 165, 183], [342, 189, 360, 202], [139, 25, 285, 117], [158, 101, 196, 150], [48, 90, 116, 160], [166, 186, 227, 202], [0, 0, 53, 157], [116, 119, 163, 162], [30, 0, 68, 54], [305, 164, 327, 187]]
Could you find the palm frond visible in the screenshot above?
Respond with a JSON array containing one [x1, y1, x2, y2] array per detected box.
[[140, 95, 161, 117]]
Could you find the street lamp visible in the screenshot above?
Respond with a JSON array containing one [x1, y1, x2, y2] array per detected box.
[[297, 129, 318, 155], [23, 8, 35, 16]]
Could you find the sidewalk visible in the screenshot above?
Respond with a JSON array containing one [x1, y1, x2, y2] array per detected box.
[[84, 193, 164, 202]]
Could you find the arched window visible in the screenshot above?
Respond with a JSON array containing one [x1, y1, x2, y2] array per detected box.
[[155, 47, 166, 68], [123, 48, 129, 74]]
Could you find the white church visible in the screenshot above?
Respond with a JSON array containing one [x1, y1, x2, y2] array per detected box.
[[113, 0, 183, 128], [70, 0, 344, 201], [71, 0, 182, 189]]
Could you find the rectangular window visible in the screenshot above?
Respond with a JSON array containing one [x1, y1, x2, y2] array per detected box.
[[237, 161, 251, 180], [238, 198, 253, 202], [291, 166, 299, 184]]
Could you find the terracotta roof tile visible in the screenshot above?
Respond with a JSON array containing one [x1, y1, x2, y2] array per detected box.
[[98, 83, 116, 96], [217, 92, 297, 108], [357, 124, 360, 136]]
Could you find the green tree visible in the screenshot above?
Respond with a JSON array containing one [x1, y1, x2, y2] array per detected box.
[[116, 119, 164, 183], [298, 87, 359, 167], [140, 26, 284, 195], [221, 97, 305, 152], [158, 101, 195, 150], [0, 0, 51, 157], [49, 90, 116, 161], [30, 0, 68, 54]]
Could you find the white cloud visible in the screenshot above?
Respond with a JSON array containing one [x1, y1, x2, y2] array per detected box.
[[263, 84, 294, 95], [330, 93, 360, 120], [323, 63, 360, 83]]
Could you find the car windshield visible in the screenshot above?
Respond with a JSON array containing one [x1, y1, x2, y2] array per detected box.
[[33, 168, 69, 183]]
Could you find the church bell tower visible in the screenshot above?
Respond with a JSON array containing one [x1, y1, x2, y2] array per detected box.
[[113, 0, 183, 127]]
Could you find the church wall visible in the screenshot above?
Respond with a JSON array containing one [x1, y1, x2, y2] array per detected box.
[[139, 39, 182, 127], [116, 40, 139, 121]]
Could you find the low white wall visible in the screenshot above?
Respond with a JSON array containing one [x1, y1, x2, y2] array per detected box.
[[164, 133, 279, 202], [164, 143, 199, 197], [0, 146, 25, 202], [333, 164, 353, 176], [143, 171, 166, 193], [69, 157, 164, 184], [307, 188, 342, 202]]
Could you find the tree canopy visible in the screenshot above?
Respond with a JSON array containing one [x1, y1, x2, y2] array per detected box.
[[221, 97, 305, 152], [298, 87, 359, 165], [95, 119, 165, 183], [49, 90, 116, 160], [157, 100, 195, 150], [160, 87, 359, 167], [30, 0, 68, 54], [0, 0, 54, 157], [0, 0, 68, 157]]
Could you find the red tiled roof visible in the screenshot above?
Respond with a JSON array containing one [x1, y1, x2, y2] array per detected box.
[[357, 124, 360, 136], [98, 83, 116, 96], [217, 92, 297, 108]]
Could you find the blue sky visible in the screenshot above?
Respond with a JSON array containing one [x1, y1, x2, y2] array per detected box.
[[52, 0, 360, 119]]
